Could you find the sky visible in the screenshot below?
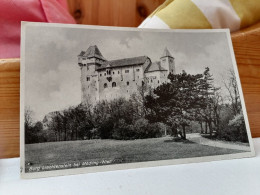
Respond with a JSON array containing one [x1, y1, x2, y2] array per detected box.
[[24, 25, 236, 121]]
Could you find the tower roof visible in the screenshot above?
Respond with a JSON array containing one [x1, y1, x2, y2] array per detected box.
[[78, 45, 106, 61], [161, 47, 174, 59]]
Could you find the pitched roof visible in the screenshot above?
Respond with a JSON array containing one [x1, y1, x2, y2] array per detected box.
[[161, 47, 174, 59], [78, 45, 106, 61], [144, 61, 167, 73], [97, 56, 149, 70]]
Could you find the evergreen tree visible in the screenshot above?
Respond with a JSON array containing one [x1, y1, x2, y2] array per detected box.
[[145, 72, 204, 139]]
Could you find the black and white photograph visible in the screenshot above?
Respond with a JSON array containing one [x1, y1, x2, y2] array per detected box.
[[20, 22, 254, 178]]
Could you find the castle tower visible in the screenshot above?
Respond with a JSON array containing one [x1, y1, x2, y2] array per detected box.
[[78, 45, 106, 105], [160, 47, 175, 75]]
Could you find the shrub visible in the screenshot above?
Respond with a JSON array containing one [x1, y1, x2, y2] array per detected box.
[[148, 122, 166, 138], [227, 113, 248, 142], [133, 118, 149, 139], [97, 118, 114, 139], [112, 119, 135, 140]]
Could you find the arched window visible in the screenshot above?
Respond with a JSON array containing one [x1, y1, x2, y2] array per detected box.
[[104, 83, 108, 88], [126, 82, 129, 86], [112, 82, 116, 88]]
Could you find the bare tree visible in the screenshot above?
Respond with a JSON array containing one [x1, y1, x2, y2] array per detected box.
[[25, 106, 34, 130], [211, 87, 223, 136], [130, 81, 151, 117], [223, 69, 241, 115]]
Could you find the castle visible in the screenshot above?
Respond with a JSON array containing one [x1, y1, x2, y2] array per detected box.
[[78, 45, 175, 105]]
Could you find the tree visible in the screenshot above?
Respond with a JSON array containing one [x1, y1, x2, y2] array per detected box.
[[223, 69, 241, 115], [211, 87, 223, 136], [130, 81, 151, 118], [25, 107, 34, 132], [145, 72, 204, 139], [46, 111, 63, 141], [198, 67, 215, 136], [24, 107, 37, 144]]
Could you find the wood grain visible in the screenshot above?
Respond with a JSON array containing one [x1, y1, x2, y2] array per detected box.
[[67, 0, 164, 27], [0, 59, 20, 159], [232, 23, 260, 138], [0, 1, 260, 158]]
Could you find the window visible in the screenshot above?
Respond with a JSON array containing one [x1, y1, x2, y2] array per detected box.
[[104, 83, 108, 88], [107, 70, 111, 75], [126, 82, 129, 86], [163, 59, 166, 62], [158, 80, 160, 84], [87, 66, 89, 70], [86, 77, 90, 81], [82, 58, 86, 60], [125, 70, 129, 73], [136, 69, 140, 72], [118, 71, 120, 74], [104, 73, 106, 76], [113, 72, 115, 74], [112, 82, 116, 87], [138, 76, 139, 79], [100, 74, 102, 77], [151, 79, 153, 83]]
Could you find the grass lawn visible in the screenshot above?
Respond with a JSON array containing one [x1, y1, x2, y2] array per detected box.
[[25, 136, 244, 172]]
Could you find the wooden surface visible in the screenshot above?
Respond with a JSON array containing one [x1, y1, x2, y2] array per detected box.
[[0, 1, 260, 158], [67, 0, 164, 27], [232, 22, 260, 139], [0, 59, 20, 158]]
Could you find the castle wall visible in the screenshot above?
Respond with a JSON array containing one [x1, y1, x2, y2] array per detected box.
[[98, 64, 145, 102], [145, 71, 168, 89], [160, 71, 168, 83]]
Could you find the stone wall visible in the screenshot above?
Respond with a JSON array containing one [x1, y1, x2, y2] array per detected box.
[[98, 64, 145, 102]]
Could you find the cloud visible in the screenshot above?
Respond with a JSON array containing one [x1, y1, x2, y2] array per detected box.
[[26, 62, 81, 121]]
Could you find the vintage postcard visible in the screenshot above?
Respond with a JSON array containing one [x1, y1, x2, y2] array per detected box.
[[20, 22, 255, 178]]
